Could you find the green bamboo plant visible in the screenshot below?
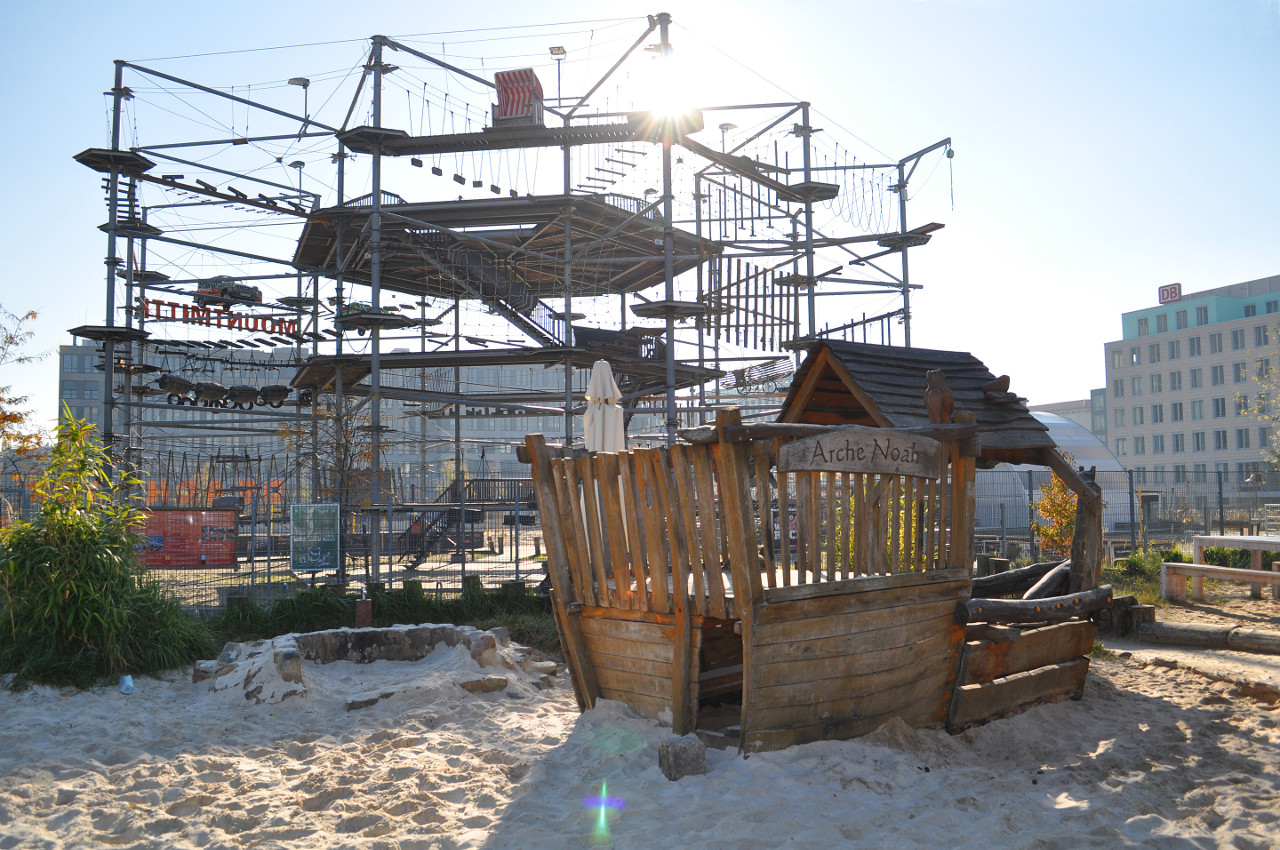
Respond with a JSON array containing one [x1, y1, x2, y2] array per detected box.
[[0, 413, 214, 688]]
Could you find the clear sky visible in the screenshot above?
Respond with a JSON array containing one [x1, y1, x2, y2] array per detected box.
[[3, 0, 1278, 434]]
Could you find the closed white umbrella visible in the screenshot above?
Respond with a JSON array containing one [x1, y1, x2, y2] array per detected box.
[[583, 359, 625, 452]]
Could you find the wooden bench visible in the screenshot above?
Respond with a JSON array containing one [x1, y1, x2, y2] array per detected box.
[[1160, 562, 1280, 602], [1189, 535, 1280, 600]]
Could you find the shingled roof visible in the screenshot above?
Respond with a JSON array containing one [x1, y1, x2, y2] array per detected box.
[[777, 340, 1055, 466]]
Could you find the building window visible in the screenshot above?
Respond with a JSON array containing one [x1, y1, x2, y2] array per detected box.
[[1115, 438, 1126, 456], [1169, 371, 1182, 391], [1216, 462, 1230, 475], [1193, 431, 1206, 451], [1150, 373, 1163, 393], [1113, 379, 1125, 398], [1151, 404, 1164, 423], [1191, 399, 1204, 420], [1231, 329, 1246, 350], [1261, 393, 1271, 415], [1134, 436, 1146, 455], [1236, 395, 1249, 415], [1211, 365, 1225, 386], [1214, 430, 1228, 450], [1256, 325, 1269, 346], [1234, 362, 1248, 383], [1133, 406, 1145, 426], [1171, 401, 1184, 421], [1210, 333, 1223, 354], [1153, 466, 1166, 484], [1168, 339, 1181, 360], [1246, 304, 1258, 318], [1138, 317, 1149, 336], [1189, 336, 1202, 357], [1260, 426, 1272, 448], [1176, 309, 1189, 329], [1130, 346, 1141, 365], [1236, 428, 1251, 449], [1190, 368, 1203, 388], [1132, 376, 1143, 396], [1172, 433, 1185, 453], [1134, 468, 1148, 485], [1148, 343, 1161, 363], [1114, 408, 1125, 427], [1258, 359, 1272, 380], [1157, 314, 1169, 333], [1111, 349, 1123, 369], [1213, 397, 1227, 418], [1268, 300, 1279, 315], [1193, 463, 1208, 482], [1152, 435, 1165, 454], [1174, 464, 1187, 482], [1197, 306, 1209, 325]]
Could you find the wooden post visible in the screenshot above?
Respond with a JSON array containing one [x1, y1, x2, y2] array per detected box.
[[525, 434, 599, 710], [716, 408, 760, 749]]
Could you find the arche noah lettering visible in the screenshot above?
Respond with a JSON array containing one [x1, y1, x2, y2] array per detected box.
[[807, 437, 921, 467]]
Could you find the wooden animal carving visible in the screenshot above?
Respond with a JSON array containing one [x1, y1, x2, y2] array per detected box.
[[924, 370, 954, 424]]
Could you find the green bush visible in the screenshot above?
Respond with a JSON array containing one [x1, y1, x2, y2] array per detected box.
[[1202, 546, 1280, 569], [0, 416, 216, 689]]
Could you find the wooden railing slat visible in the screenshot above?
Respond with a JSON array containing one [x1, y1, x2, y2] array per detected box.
[[593, 452, 632, 609], [669, 445, 707, 618], [692, 445, 728, 618], [617, 452, 650, 611]]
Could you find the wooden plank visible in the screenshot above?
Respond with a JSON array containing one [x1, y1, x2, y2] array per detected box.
[[576, 455, 609, 608], [759, 568, 969, 610], [754, 443, 779, 589], [593, 452, 633, 610], [594, 668, 672, 703], [824, 471, 838, 581], [524, 434, 599, 709], [593, 687, 671, 721], [715, 407, 758, 743], [579, 614, 675, 645], [580, 605, 675, 626], [871, 475, 890, 574], [752, 627, 959, 688], [649, 448, 693, 735], [748, 664, 956, 733], [549, 457, 590, 606], [753, 607, 960, 660], [586, 651, 673, 680], [634, 451, 671, 614], [839, 472, 852, 581], [795, 470, 814, 580], [670, 445, 708, 618], [962, 620, 1097, 685], [691, 445, 728, 618], [948, 658, 1090, 732], [777, 468, 793, 586], [617, 452, 650, 610], [583, 634, 679, 664], [745, 700, 944, 753]]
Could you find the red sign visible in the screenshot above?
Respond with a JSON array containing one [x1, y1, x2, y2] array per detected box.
[[137, 509, 237, 568], [1158, 283, 1182, 304]]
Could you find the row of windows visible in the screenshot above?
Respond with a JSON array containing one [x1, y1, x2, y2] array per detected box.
[[1128, 462, 1261, 485], [1116, 325, 1272, 368], [1116, 397, 1266, 426], [1135, 302, 1279, 337], [1110, 360, 1271, 398], [1115, 426, 1271, 456]]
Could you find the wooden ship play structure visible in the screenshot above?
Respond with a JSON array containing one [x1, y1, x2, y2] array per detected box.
[[523, 342, 1109, 753], [73, 13, 956, 589]]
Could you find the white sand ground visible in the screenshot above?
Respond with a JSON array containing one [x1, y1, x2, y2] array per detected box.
[[1, 637, 1278, 849]]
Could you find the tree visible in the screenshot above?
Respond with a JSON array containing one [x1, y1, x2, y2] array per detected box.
[[1243, 327, 1280, 471], [1032, 456, 1078, 559], [0, 306, 42, 454]]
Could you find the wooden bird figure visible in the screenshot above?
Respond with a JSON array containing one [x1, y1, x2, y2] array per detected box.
[[983, 375, 1011, 397], [924, 369, 954, 424]]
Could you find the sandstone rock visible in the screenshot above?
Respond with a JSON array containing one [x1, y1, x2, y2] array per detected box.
[[458, 676, 508, 694], [659, 737, 706, 781], [192, 660, 220, 683]]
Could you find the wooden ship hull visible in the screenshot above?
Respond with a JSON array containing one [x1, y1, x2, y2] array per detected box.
[[524, 408, 1108, 754]]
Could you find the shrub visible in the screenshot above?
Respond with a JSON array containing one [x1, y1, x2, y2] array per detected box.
[[0, 415, 216, 688]]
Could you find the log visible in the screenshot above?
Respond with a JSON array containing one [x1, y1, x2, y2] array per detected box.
[[956, 584, 1112, 625], [1129, 604, 1156, 633], [1022, 562, 1070, 600], [1227, 628, 1280, 654], [971, 560, 1063, 598], [1137, 621, 1232, 649], [947, 658, 1090, 732]]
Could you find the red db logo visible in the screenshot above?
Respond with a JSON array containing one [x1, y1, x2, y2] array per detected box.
[[1158, 283, 1182, 304]]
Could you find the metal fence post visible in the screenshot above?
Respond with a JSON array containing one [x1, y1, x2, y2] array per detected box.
[[1127, 470, 1136, 553], [1217, 469, 1225, 535]]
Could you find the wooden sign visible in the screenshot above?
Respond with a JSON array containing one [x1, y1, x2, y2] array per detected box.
[[778, 427, 942, 478]]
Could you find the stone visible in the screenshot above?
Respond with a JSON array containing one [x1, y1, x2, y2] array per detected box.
[[192, 660, 220, 683], [525, 660, 559, 676], [275, 648, 303, 684], [487, 626, 510, 646], [458, 676, 508, 694], [658, 737, 706, 781]]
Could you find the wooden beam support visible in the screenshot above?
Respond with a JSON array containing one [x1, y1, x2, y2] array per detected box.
[[957, 585, 1112, 625]]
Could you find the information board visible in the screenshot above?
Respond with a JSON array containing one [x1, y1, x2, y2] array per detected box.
[[291, 503, 341, 573], [137, 509, 237, 568]]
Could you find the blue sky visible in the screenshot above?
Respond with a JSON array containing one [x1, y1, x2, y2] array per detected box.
[[3, 0, 1278, 433]]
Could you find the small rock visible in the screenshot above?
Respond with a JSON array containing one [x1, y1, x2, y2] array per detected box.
[[488, 627, 510, 646], [346, 692, 395, 711], [525, 660, 559, 676], [192, 660, 219, 683], [275, 649, 303, 684], [659, 737, 706, 781], [467, 632, 497, 660], [537, 675, 557, 691], [458, 676, 508, 694]]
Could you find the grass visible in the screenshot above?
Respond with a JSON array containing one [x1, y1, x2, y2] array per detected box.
[[206, 582, 561, 655], [1101, 545, 1187, 606]]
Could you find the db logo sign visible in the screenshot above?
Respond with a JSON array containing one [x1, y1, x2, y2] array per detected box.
[[1158, 283, 1182, 304]]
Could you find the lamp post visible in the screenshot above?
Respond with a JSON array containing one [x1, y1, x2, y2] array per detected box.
[[288, 77, 310, 134], [549, 47, 565, 106]]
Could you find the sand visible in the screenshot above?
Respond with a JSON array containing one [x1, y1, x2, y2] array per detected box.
[[1, 629, 1278, 849]]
